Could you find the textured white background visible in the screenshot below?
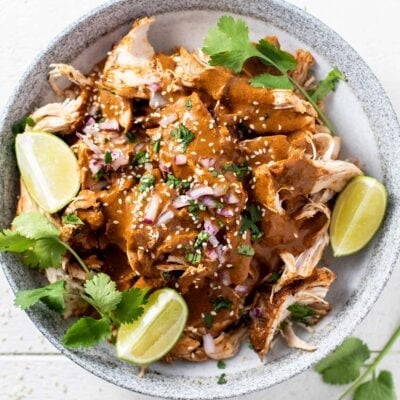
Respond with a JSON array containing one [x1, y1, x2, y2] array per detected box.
[[1, 1, 400, 399]]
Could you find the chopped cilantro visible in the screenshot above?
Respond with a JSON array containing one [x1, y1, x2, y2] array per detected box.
[[185, 98, 192, 111], [194, 231, 211, 248], [186, 251, 202, 265], [125, 132, 137, 143], [267, 270, 281, 283], [223, 163, 250, 180], [188, 200, 205, 219], [217, 360, 226, 369], [240, 204, 263, 240], [211, 170, 219, 177], [104, 151, 112, 164], [237, 244, 255, 256], [212, 297, 232, 312], [93, 169, 105, 181], [133, 150, 150, 165], [166, 173, 190, 189], [151, 139, 161, 153], [287, 303, 316, 325], [203, 313, 213, 329], [217, 373, 227, 384], [170, 123, 195, 152], [138, 174, 155, 192], [62, 215, 84, 225]]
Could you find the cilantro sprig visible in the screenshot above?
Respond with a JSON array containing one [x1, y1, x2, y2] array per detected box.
[[170, 123, 195, 152], [310, 67, 346, 103], [315, 326, 400, 399], [202, 16, 343, 133]]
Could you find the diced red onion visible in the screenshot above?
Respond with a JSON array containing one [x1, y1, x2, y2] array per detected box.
[[235, 284, 249, 295], [217, 208, 234, 217], [201, 196, 217, 209], [156, 210, 174, 226], [149, 92, 168, 109], [172, 195, 191, 209], [88, 158, 105, 175], [204, 219, 219, 236], [149, 82, 162, 92], [110, 150, 129, 171], [213, 184, 228, 197], [220, 270, 231, 286], [99, 119, 119, 131], [160, 113, 178, 128], [250, 307, 262, 318], [188, 185, 214, 200], [203, 334, 216, 356], [225, 191, 240, 204], [159, 161, 172, 173], [199, 157, 216, 169], [143, 195, 160, 224], [209, 235, 219, 248], [85, 117, 96, 127], [88, 104, 99, 117], [174, 154, 187, 165], [216, 245, 226, 264], [77, 132, 101, 154], [206, 249, 218, 261]]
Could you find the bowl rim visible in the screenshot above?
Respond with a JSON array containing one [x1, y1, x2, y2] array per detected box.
[[1, 0, 400, 398]]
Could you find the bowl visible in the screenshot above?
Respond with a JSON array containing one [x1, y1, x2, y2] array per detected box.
[[1, 0, 400, 399]]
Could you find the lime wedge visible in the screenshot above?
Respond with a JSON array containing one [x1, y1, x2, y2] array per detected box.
[[116, 288, 188, 365], [15, 132, 80, 213], [330, 176, 387, 257]]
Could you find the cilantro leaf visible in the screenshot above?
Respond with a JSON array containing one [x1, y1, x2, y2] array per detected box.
[[166, 174, 190, 190], [138, 174, 155, 192], [62, 316, 111, 348], [240, 204, 263, 240], [212, 297, 232, 312], [256, 39, 297, 72], [185, 98, 192, 110], [14, 280, 65, 312], [354, 370, 396, 400], [218, 373, 227, 384], [222, 163, 250, 180], [186, 250, 202, 265], [62, 215, 84, 225], [27, 238, 67, 268], [170, 124, 195, 152], [151, 139, 161, 153], [314, 337, 370, 384], [310, 67, 346, 103], [0, 229, 35, 252], [288, 303, 316, 324], [202, 16, 259, 73], [194, 231, 211, 248], [237, 244, 255, 256], [133, 150, 150, 165], [217, 360, 226, 369], [250, 73, 294, 90], [188, 200, 206, 219], [12, 212, 59, 239], [114, 287, 149, 324], [82, 273, 122, 314], [125, 132, 137, 143], [204, 313, 213, 329], [12, 116, 35, 134]]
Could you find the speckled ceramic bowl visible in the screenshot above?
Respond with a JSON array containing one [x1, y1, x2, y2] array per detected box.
[[1, 0, 400, 398]]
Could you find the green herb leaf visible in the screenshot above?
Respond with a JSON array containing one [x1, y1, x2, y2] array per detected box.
[[202, 16, 259, 73], [194, 231, 211, 248], [0, 230, 35, 252], [204, 313, 213, 329], [62, 215, 84, 225], [188, 200, 205, 219], [133, 150, 150, 165], [82, 273, 122, 314], [267, 270, 281, 283], [12, 116, 35, 134], [138, 174, 155, 192], [114, 288, 149, 324], [217, 373, 227, 384], [314, 337, 370, 384], [62, 316, 112, 348], [12, 212, 60, 239], [151, 139, 161, 153], [353, 370, 396, 400], [170, 124, 195, 152], [14, 280, 65, 312], [125, 132, 137, 143], [287, 303, 316, 324], [217, 360, 226, 369], [212, 297, 232, 312], [186, 251, 202, 266], [104, 150, 112, 164], [250, 73, 294, 90], [240, 204, 263, 240], [237, 244, 255, 256], [166, 173, 190, 189], [25, 238, 67, 268], [256, 39, 297, 72], [223, 163, 250, 180], [185, 98, 192, 111], [310, 67, 346, 103]]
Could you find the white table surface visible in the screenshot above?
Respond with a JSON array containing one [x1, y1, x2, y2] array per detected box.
[[1, 0, 400, 399]]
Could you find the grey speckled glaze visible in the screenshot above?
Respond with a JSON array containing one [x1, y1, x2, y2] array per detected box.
[[1, 1, 400, 399]]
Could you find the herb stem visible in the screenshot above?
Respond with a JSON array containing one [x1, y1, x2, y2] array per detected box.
[[56, 239, 92, 278], [255, 51, 336, 134], [337, 325, 400, 400]]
